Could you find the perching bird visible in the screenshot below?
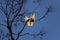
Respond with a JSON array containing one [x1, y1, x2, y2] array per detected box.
[[24, 13, 35, 26]]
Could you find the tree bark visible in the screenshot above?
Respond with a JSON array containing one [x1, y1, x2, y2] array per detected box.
[[8, 27, 14, 40]]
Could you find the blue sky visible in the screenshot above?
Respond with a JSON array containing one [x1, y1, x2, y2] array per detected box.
[[0, 0, 60, 40]]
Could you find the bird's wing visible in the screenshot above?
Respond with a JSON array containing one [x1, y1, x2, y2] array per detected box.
[[24, 16, 29, 21], [30, 13, 35, 20]]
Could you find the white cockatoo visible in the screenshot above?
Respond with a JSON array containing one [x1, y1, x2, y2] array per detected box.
[[24, 13, 35, 26]]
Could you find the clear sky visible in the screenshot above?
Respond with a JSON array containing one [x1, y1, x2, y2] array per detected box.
[[0, 0, 60, 40]]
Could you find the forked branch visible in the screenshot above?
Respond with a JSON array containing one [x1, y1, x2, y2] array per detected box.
[[35, 7, 50, 22], [16, 22, 26, 40]]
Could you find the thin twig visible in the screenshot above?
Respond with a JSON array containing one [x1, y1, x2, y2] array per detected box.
[[0, 23, 6, 27], [16, 22, 26, 40], [35, 7, 50, 22], [11, 0, 24, 24]]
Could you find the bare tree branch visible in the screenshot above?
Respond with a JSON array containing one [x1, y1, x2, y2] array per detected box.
[[35, 7, 50, 22], [20, 31, 46, 38], [0, 23, 6, 27], [11, 0, 24, 24], [0, 0, 24, 40], [0, 0, 50, 40], [16, 22, 26, 40], [0, 2, 8, 18], [12, 31, 46, 39], [0, 33, 10, 40]]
